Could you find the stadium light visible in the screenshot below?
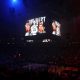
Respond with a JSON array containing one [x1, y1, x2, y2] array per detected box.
[[13, 0, 17, 3]]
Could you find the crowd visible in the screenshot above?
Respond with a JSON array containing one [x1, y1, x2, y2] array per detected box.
[[0, 64, 80, 80]]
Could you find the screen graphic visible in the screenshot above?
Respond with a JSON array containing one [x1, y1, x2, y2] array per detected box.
[[25, 17, 61, 37], [25, 17, 46, 36], [52, 20, 61, 36]]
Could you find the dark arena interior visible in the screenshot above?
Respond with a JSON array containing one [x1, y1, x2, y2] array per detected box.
[[0, 0, 80, 80]]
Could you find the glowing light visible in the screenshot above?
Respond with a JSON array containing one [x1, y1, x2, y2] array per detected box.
[[12, 0, 18, 5], [10, 0, 20, 8], [13, 0, 17, 3]]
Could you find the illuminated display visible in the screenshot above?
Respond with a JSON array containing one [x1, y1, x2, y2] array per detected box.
[[25, 17, 46, 36], [25, 17, 61, 37], [52, 20, 61, 36]]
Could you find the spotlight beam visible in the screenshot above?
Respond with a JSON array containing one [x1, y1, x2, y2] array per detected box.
[[13, 0, 17, 3]]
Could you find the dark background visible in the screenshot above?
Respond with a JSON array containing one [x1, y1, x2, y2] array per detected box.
[[0, 0, 80, 40], [0, 0, 80, 65]]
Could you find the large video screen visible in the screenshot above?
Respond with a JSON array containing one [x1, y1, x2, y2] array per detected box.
[[25, 17, 46, 36], [25, 16, 61, 37]]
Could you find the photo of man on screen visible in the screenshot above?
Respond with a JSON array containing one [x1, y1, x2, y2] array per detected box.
[[38, 21, 45, 33], [52, 20, 61, 36], [25, 22, 31, 36], [30, 20, 38, 36]]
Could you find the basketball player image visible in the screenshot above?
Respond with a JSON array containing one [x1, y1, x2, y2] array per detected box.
[[38, 21, 45, 33], [30, 20, 38, 36], [52, 20, 61, 36], [25, 22, 31, 36]]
